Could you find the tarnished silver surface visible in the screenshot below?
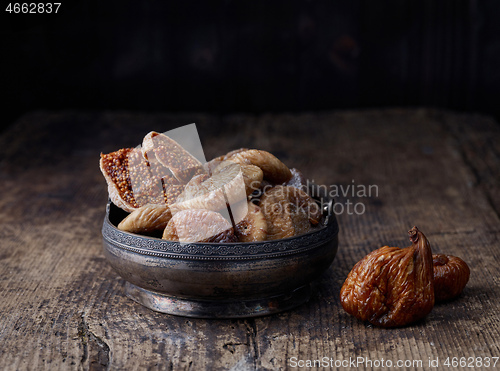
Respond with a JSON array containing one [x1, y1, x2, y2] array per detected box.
[[102, 196, 339, 318], [125, 282, 311, 318]]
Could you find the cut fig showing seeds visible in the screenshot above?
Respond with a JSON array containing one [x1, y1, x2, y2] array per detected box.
[[127, 147, 170, 207], [162, 209, 237, 243], [142, 131, 205, 183], [100, 147, 166, 212], [100, 145, 185, 212], [100, 148, 138, 212]]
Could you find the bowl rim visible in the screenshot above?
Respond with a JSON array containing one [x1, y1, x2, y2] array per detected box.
[[102, 198, 339, 261]]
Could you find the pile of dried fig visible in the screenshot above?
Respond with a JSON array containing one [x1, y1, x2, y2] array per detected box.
[[340, 226, 470, 328], [100, 131, 322, 243]]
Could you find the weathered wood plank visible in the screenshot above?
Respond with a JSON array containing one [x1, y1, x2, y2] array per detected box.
[[0, 109, 499, 370]]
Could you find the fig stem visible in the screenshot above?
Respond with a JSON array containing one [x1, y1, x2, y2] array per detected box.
[[408, 226, 420, 244]]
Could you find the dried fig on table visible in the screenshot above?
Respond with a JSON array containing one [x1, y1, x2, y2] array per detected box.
[[433, 254, 470, 302], [118, 204, 172, 234], [340, 227, 434, 328], [259, 185, 322, 240], [162, 209, 237, 243]]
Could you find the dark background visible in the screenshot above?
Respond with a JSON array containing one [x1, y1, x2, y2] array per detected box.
[[2, 0, 500, 132]]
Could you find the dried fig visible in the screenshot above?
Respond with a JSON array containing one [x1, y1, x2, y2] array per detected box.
[[128, 148, 180, 207], [285, 185, 322, 225], [100, 147, 166, 212], [259, 185, 322, 240], [100, 139, 189, 212], [142, 131, 205, 183], [205, 148, 249, 172], [235, 202, 267, 242], [162, 209, 237, 243], [433, 254, 470, 302], [213, 161, 263, 195], [164, 184, 185, 206], [340, 227, 434, 328], [240, 164, 264, 194], [259, 190, 295, 240], [228, 149, 292, 184], [172, 162, 248, 217], [100, 148, 138, 212], [141, 148, 185, 205], [118, 204, 172, 234]]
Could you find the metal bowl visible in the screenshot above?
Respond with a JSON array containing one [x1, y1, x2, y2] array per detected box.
[[101, 197, 339, 318]]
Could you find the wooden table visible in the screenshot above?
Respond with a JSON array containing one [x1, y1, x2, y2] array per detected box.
[[1, 109, 499, 370]]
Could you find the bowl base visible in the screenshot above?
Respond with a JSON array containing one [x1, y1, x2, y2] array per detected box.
[[125, 282, 311, 318]]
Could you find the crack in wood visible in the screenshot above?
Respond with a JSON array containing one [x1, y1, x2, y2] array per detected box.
[[77, 316, 88, 366], [77, 313, 111, 370], [244, 320, 260, 370], [223, 342, 248, 354], [222, 341, 250, 354], [3, 110, 500, 370]]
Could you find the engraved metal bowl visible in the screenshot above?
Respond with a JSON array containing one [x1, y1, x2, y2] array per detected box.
[[101, 196, 339, 318]]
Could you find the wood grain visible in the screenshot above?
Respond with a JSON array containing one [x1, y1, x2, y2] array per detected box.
[[0, 109, 499, 370]]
